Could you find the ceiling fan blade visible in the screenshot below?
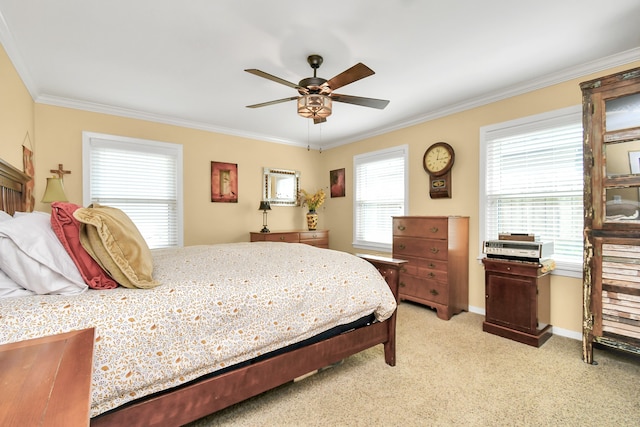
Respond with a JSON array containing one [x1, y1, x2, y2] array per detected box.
[[246, 96, 299, 108], [324, 63, 375, 91], [314, 117, 327, 125], [245, 69, 307, 92], [330, 93, 390, 109]]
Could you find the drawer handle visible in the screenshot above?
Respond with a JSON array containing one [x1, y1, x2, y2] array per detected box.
[[430, 227, 439, 233], [430, 289, 439, 296], [398, 225, 406, 231], [279, 236, 285, 241], [312, 233, 317, 238], [399, 282, 406, 287], [428, 272, 436, 278], [428, 263, 436, 268], [400, 266, 407, 273], [399, 243, 406, 250], [430, 247, 439, 254]]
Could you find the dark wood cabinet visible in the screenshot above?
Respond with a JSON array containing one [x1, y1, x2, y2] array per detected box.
[[581, 67, 640, 363], [250, 230, 329, 248], [482, 258, 552, 347], [392, 216, 469, 320], [0, 328, 94, 425]]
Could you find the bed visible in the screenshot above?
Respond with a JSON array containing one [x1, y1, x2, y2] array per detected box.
[[0, 157, 400, 426]]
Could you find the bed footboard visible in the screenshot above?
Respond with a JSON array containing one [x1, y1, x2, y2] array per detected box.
[[91, 321, 392, 427], [92, 255, 404, 427]]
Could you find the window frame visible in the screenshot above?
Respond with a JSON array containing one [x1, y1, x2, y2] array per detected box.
[[352, 144, 409, 252], [479, 105, 583, 278], [82, 131, 184, 248]]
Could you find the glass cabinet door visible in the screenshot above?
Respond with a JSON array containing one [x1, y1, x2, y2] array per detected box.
[[599, 84, 640, 227], [605, 92, 640, 133]]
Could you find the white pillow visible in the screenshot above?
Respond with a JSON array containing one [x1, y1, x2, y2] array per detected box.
[[0, 269, 34, 298], [0, 212, 87, 295], [0, 211, 12, 222]]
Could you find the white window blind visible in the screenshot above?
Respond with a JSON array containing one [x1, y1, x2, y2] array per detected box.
[[353, 145, 408, 251], [480, 106, 583, 275], [82, 132, 183, 249]]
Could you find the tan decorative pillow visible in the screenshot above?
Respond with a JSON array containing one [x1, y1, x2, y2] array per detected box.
[[74, 204, 159, 289]]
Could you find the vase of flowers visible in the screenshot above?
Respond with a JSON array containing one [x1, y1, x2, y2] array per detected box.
[[298, 188, 325, 231]]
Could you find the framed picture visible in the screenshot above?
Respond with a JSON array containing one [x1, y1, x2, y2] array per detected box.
[[330, 168, 345, 198], [211, 161, 238, 203], [629, 151, 640, 174]]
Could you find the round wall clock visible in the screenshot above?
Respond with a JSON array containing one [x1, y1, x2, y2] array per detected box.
[[423, 142, 455, 199], [423, 142, 455, 176]]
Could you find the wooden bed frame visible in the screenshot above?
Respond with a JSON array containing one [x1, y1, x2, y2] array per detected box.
[[0, 157, 400, 426]]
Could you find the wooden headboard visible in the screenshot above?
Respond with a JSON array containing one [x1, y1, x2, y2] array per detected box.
[[0, 157, 30, 215]]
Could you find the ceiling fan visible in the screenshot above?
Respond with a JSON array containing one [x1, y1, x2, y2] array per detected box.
[[245, 55, 389, 124]]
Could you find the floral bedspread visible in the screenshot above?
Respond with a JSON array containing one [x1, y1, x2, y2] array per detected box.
[[0, 242, 396, 417]]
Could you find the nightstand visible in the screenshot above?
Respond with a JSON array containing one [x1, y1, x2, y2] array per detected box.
[[0, 328, 95, 425], [482, 258, 552, 347]]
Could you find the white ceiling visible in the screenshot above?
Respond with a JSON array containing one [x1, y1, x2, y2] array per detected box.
[[0, 0, 639, 149]]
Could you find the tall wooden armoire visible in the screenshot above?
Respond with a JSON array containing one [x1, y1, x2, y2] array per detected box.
[[581, 67, 640, 364]]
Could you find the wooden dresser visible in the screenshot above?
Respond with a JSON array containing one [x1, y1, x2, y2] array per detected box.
[[250, 230, 329, 248], [581, 67, 640, 363], [392, 216, 469, 320], [0, 328, 94, 426]]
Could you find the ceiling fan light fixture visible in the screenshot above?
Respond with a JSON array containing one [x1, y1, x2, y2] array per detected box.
[[297, 94, 332, 119]]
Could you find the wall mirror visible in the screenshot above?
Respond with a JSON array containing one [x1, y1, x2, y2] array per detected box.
[[262, 167, 300, 206]]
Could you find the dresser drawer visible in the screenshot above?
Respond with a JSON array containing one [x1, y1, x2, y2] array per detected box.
[[399, 275, 448, 305], [393, 217, 448, 239], [399, 254, 448, 279], [262, 232, 299, 243], [482, 258, 544, 277], [393, 236, 448, 261], [299, 230, 328, 241]]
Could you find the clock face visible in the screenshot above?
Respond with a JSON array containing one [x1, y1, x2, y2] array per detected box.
[[423, 143, 454, 176]]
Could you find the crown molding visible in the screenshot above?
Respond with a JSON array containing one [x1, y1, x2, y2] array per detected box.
[[1, 0, 637, 153], [327, 47, 640, 149], [26, 47, 640, 151]]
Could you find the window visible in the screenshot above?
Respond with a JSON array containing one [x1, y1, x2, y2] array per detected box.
[[82, 132, 183, 249], [479, 106, 583, 277], [353, 145, 408, 251]]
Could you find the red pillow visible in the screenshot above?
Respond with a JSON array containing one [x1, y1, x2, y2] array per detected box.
[[51, 202, 118, 290]]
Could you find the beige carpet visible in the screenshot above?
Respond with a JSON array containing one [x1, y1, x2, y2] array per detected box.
[[187, 302, 640, 426]]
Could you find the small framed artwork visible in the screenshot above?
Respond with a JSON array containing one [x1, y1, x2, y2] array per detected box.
[[330, 168, 345, 198], [629, 151, 640, 174], [211, 161, 238, 203]]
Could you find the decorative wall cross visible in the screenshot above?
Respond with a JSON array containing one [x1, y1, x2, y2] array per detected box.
[[50, 164, 71, 180]]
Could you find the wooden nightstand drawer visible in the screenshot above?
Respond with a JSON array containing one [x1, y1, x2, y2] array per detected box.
[[393, 217, 448, 239], [482, 258, 544, 277]]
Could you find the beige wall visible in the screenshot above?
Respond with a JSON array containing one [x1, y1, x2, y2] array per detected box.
[[1, 37, 639, 337], [321, 60, 640, 336], [0, 44, 34, 168], [32, 104, 326, 245]]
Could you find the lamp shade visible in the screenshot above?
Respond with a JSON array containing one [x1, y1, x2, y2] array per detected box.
[[259, 201, 271, 211], [297, 94, 332, 119], [41, 177, 68, 203]]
